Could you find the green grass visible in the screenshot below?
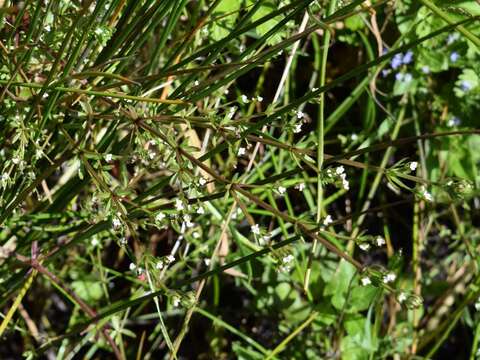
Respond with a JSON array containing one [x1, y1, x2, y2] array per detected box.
[[1, 0, 480, 359]]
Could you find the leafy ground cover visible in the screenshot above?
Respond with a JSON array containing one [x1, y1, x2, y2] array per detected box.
[[1, 0, 480, 359]]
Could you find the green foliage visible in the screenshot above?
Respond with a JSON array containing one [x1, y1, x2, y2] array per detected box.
[[0, 0, 479, 359]]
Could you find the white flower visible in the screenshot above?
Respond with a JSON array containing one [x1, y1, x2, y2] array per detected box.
[[194, 80, 200, 86], [409, 162, 418, 171], [359, 243, 370, 251], [282, 254, 294, 264], [251, 224, 260, 235], [295, 182, 305, 191], [175, 199, 184, 211], [155, 212, 165, 222], [278, 186, 286, 194], [376, 236, 386, 247], [238, 147, 246, 156], [91, 237, 99, 247], [155, 261, 164, 270], [296, 110, 304, 119], [204, 258, 211, 266], [323, 215, 333, 226], [227, 107, 236, 119], [198, 177, 207, 186], [383, 272, 396, 284], [193, 232, 200, 239], [1, 173, 9, 187], [112, 217, 122, 230], [397, 292, 407, 303], [129, 263, 136, 271], [241, 94, 249, 103], [12, 157, 20, 164], [259, 232, 272, 245], [165, 255, 175, 264], [422, 189, 433, 202], [105, 153, 113, 162], [293, 123, 302, 133], [475, 299, 480, 311], [183, 214, 195, 228], [351, 133, 358, 141], [360, 277, 371, 286], [35, 149, 43, 159], [172, 297, 180, 307], [256, 95, 263, 102], [197, 206, 205, 214], [336, 166, 345, 175], [119, 237, 128, 245], [342, 179, 350, 191]]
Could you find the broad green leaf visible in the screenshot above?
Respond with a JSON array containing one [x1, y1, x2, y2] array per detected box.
[[324, 259, 356, 310], [71, 279, 103, 302]]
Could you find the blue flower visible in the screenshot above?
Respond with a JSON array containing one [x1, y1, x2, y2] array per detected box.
[[447, 117, 461, 127], [461, 80, 472, 91], [450, 52, 459, 63], [395, 72, 404, 81], [421, 66, 430, 74], [391, 53, 403, 69], [402, 50, 413, 64]]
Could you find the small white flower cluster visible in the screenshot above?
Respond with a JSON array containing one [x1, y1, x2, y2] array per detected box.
[[359, 243, 370, 251], [409, 161, 418, 171], [198, 177, 207, 186], [112, 214, 122, 231], [227, 106, 236, 120], [156, 254, 175, 270], [0, 173, 9, 188], [335, 166, 349, 190], [91, 237, 100, 247], [175, 199, 185, 211], [181, 214, 195, 230], [155, 212, 166, 223], [397, 292, 408, 303], [376, 236, 386, 247], [358, 236, 385, 251], [259, 232, 272, 245], [105, 153, 113, 162], [323, 215, 333, 226], [129, 262, 144, 275], [326, 166, 349, 190], [294, 182, 305, 191], [279, 254, 294, 272], [420, 187, 433, 202], [293, 110, 306, 133], [238, 147, 246, 156], [277, 186, 287, 195], [251, 224, 260, 235], [382, 272, 396, 284], [474, 298, 480, 311], [360, 276, 371, 286], [172, 296, 181, 307]]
